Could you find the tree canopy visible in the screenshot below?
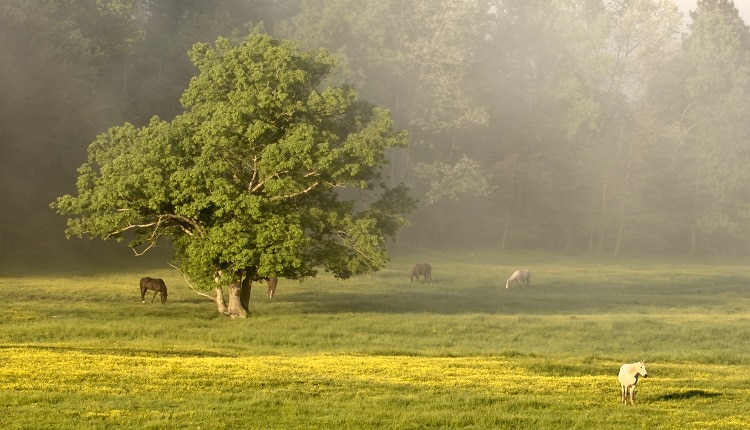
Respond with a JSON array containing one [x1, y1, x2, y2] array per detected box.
[[3, 0, 750, 263], [52, 33, 414, 317]]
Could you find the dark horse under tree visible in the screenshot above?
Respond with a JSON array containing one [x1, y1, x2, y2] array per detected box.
[[140, 277, 168, 303]]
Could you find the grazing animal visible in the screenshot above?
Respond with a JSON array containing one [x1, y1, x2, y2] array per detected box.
[[505, 268, 531, 289], [409, 263, 432, 284], [267, 277, 279, 299], [140, 277, 168, 304], [618, 360, 648, 405]]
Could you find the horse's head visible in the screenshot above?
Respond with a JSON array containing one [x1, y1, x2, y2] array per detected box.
[[636, 360, 648, 378]]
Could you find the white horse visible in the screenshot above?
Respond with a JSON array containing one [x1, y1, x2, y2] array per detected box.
[[618, 360, 648, 405], [505, 268, 530, 289]]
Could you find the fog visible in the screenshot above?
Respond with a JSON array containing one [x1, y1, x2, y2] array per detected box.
[[675, 0, 750, 24], [2, 0, 750, 266]]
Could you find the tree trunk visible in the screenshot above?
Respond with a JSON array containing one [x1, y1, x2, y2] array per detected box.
[[227, 272, 249, 318], [613, 166, 631, 257], [240, 270, 253, 311], [499, 157, 517, 252], [214, 286, 228, 315], [689, 182, 700, 256], [598, 181, 607, 254], [499, 207, 510, 251]]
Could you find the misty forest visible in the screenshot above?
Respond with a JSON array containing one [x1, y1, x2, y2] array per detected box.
[[2, 0, 750, 264]]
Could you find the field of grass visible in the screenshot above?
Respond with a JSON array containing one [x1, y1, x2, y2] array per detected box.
[[1, 251, 749, 429]]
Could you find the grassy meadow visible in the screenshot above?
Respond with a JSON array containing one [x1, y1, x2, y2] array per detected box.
[[1, 251, 749, 429]]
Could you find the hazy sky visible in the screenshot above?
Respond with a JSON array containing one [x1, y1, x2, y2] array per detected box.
[[673, 0, 750, 24]]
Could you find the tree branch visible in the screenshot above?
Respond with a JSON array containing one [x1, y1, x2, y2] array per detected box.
[[132, 240, 157, 256], [331, 229, 377, 263], [270, 182, 319, 202], [103, 213, 204, 240], [168, 262, 215, 301]]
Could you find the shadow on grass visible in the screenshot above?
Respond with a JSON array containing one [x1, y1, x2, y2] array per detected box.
[[0, 343, 232, 358], [278, 272, 744, 315], [278, 282, 667, 315], [655, 389, 722, 401]]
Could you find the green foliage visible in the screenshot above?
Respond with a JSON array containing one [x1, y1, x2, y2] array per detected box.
[[7, 0, 750, 265], [0, 0, 143, 256], [282, 0, 489, 169], [52, 33, 414, 295], [414, 155, 491, 205], [653, 1, 750, 252]]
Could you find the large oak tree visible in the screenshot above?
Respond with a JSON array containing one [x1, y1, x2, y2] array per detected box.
[[52, 33, 414, 317]]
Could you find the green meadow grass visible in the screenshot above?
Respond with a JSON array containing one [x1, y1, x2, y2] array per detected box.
[[1, 251, 749, 429]]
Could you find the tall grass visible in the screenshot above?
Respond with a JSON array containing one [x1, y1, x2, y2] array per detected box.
[[1, 252, 749, 428]]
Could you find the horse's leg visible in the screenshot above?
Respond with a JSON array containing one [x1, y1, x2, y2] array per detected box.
[[267, 277, 278, 299], [151, 290, 158, 303]]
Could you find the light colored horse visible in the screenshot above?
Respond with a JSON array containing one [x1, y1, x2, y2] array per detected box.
[[266, 277, 279, 298], [505, 268, 530, 289], [409, 263, 432, 284], [618, 360, 648, 405]]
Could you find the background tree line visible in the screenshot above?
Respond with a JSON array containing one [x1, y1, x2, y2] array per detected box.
[[2, 0, 749, 260]]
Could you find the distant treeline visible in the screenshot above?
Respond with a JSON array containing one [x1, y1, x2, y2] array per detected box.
[[2, 0, 749, 258]]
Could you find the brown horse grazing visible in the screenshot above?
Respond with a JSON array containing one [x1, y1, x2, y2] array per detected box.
[[267, 277, 279, 298], [140, 277, 168, 304], [409, 263, 432, 284]]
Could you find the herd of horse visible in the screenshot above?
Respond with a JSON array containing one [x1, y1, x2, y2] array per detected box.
[[140, 264, 532, 304], [140, 276, 278, 304], [408, 264, 532, 290], [140, 265, 649, 405]]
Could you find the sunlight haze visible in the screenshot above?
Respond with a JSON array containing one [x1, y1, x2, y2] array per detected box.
[[673, 0, 750, 24]]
